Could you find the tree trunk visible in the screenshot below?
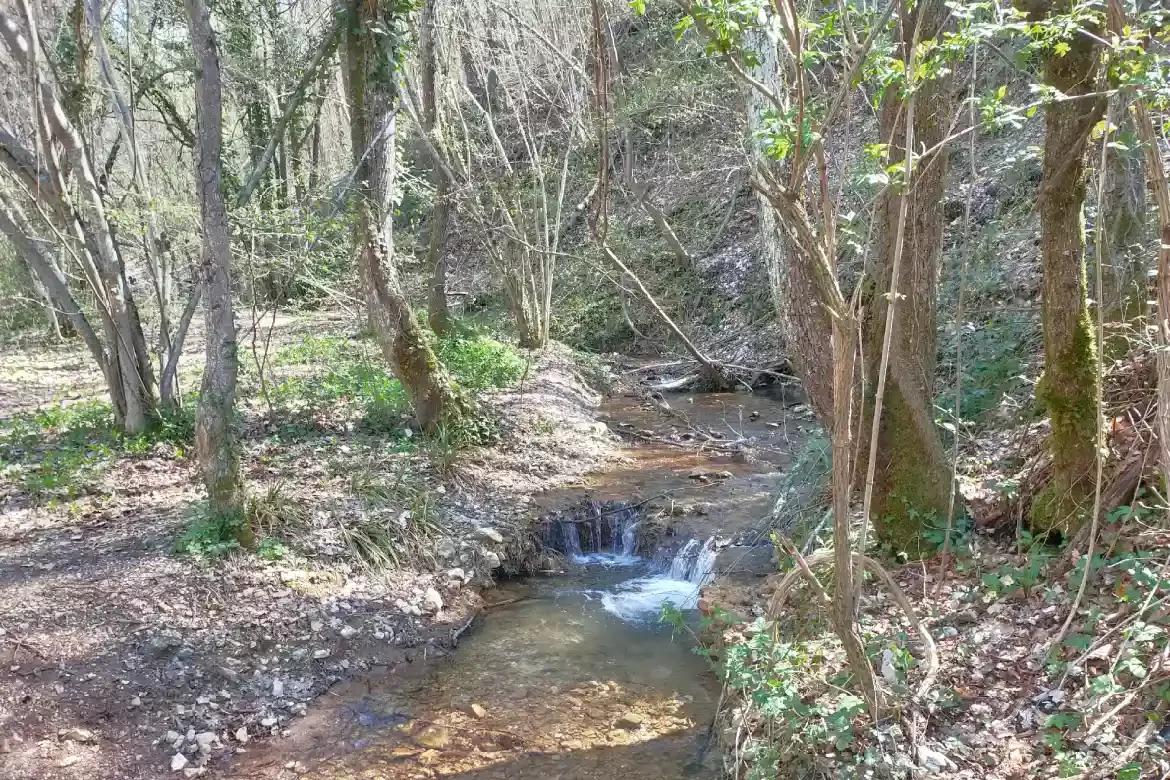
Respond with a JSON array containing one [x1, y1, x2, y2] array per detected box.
[[862, 0, 955, 556], [0, 3, 156, 433], [185, 0, 246, 538], [344, 0, 462, 434], [1031, 9, 1103, 537], [1099, 106, 1147, 329], [1133, 101, 1170, 510], [747, 32, 835, 426], [419, 0, 453, 336]]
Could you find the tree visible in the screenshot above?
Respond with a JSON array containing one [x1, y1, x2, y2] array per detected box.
[[344, 0, 463, 433], [1029, 0, 1104, 536], [0, 2, 162, 434], [418, 0, 454, 336], [862, 0, 956, 555], [185, 0, 246, 533]]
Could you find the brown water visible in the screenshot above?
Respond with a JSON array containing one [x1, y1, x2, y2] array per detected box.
[[229, 391, 800, 780]]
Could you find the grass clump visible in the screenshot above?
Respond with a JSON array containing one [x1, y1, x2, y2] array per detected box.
[[340, 463, 441, 570], [176, 483, 309, 560]]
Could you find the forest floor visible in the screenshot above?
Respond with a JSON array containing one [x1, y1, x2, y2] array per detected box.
[[0, 314, 617, 779], [1, 313, 1167, 780]]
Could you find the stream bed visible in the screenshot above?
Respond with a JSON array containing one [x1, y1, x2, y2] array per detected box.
[[230, 391, 801, 780]]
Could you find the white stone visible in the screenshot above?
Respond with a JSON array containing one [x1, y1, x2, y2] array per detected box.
[[475, 527, 504, 544], [272, 679, 284, 697], [339, 625, 358, 639], [170, 753, 188, 772], [234, 727, 249, 744], [422, 588, 443, 614]]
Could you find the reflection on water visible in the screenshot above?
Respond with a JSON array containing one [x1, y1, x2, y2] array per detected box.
[[235, 565, 719, 780]]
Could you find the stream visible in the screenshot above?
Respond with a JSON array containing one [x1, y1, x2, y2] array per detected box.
[[232, 391, 801, 779]]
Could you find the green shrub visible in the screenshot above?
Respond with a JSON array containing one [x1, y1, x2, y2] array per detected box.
[[175, 505, 245, 559]]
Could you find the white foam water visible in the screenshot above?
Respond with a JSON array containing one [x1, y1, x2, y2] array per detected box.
[[600, 537, 718, 622]]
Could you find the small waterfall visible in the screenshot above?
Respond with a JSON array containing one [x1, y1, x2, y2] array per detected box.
[[669, 539, 700, 580], [665, 537, 717, 584], [621, 518, 638, 558], [601, 536, 719, 622], [688, 537, 717, 585], [559, 520, 582, 557]]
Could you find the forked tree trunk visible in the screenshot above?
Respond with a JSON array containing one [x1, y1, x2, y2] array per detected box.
[[185, 0, 246, 536], [1031, 4, 1103, 537], [344, 0, 462, 433], [862, 0, 955, 556]]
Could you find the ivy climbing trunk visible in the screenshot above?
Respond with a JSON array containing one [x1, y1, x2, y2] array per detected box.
[[1031, 3, 1103, 536], [862, 0, 955, 556], [185, 0, 246, 538], [344, 0, 462, 434]]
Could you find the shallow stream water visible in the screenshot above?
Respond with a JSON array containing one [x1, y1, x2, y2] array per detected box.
[[231, 390, 799, 780]]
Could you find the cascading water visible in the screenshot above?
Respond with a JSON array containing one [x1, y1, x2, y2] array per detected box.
[[601, 536, 719, 622], [559, 520, 582, 557], [543, 502, 718, 622], [669, 539, 700, 580]]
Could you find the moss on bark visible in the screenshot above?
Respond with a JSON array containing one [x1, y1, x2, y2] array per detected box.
[[870, 382, 953, 559]]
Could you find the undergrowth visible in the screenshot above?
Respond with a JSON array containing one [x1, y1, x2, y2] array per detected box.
[[269, 324, 523, 438], [0, 398, 196, 502]]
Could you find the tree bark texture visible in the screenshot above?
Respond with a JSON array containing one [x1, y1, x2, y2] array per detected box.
[[186, 0, 245, 530], [344, 0, 462, 434], [1099, 107, 1147, 327], [863, 0, 955, 555], [747, 32, 835, 426], [419, 0, 453, 336], [1031, 8, 1103, 536], [1133, 102, 1170, 527]]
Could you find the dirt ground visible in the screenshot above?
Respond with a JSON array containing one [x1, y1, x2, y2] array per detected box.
[[0, 317, 618, 780]]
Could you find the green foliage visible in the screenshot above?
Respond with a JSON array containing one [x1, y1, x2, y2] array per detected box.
[[436, 328, 526, 391], [256, 537, 290, 561], [717, 619, 871, 778], [270, 325, 522, 438], [175, 504, 246, 559], [0, 399, 196, 502], [981, 535, 1055, 598]]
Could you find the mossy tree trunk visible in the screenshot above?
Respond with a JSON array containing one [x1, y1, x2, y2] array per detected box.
[[1031, 2, 1103, 536], [862, 0, 955, 556], [344, 0, 463, 434]]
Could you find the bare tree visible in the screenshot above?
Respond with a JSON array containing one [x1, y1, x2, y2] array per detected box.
[[185, 0, 245, 531], [0, 4, 159, 433], [418, 0, 454, 336]]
